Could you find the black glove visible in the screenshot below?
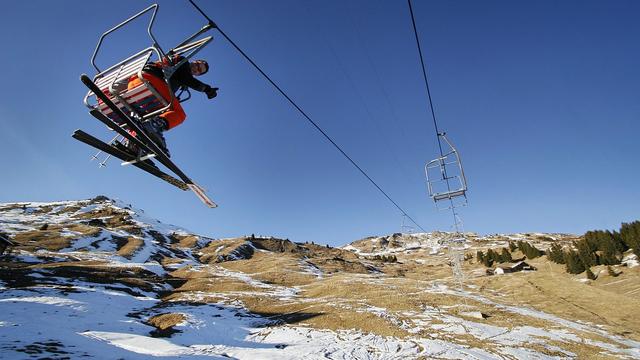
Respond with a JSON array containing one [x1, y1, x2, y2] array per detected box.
[[205, 86, 219, 99]]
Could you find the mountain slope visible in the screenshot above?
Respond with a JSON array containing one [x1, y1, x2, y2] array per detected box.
[[1, 197, 639, 359]]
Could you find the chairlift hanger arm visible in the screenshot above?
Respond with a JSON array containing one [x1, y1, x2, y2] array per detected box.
[[169, 24, 216, 56], [160, 0, 217, 78]]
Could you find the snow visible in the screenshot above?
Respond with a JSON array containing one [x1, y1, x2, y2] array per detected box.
[[82, 332, 193, 356], [2, 282, 499, 359], [341, 244, 358, 252], [622, 253, 639, 268], [2, 199, 638, 359], [0, 296, 85, 309], [299, 259, 323, 278], [425, 283, 640, 357]]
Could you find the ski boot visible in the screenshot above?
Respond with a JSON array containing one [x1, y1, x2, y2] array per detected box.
[[122, 118, 169, 157], [142, 117, 170, 157], [123, 129, 140, 156]]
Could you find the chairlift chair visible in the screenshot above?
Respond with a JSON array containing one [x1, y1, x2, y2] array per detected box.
[[83, 4, 214, 129], [72, 2, 218, 208], [425, 133, 468, 210]]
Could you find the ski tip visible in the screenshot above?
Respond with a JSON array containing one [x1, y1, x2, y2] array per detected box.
[[187, 183, 218, 208], [80, 74, 92, 84]]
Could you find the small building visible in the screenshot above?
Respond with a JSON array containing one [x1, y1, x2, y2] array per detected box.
[[487, 261, 536, 275], [0, 234, 14, 256]]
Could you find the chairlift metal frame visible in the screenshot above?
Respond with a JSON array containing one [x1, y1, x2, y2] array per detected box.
[[84, 3, 214, 117], [425, 133, 468, 209], [82, 2, 215, 168], [400, 214, 415, 234]]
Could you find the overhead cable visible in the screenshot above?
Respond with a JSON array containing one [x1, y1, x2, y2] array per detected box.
[[190, 0, 426, 232]]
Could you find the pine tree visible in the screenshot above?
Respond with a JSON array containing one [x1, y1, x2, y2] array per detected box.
[[501, 248, 512, 263], [527, 244, 544, 259], [574, 239, 596, 267], [600, 245, 621, 265], [584, 230, 602, 252], [620, 221, 640, 257], [584, 230, 626, 258], [611, 231, 628, 253], [517, 241, 526, 254], [508, 241, 517, 252], [547, 243, 565, 264], [486, 249, 495, 263], [518, 241, 542, 259], [564, 250, 585, 274], [482, 256, 494, 268], [489, 249, 502, 263], [476, 250, 485, 263]]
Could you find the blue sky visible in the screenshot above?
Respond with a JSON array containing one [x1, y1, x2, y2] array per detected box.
[[1, 0, 638, 245]]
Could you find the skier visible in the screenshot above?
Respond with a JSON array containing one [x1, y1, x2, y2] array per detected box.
[[125, 55, 219, 156]]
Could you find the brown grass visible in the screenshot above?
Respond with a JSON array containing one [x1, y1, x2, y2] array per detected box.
[[470, 258, 640, 342], [66, 224, 102, 237], [4, 209, 638, 358], [116, 237, 144, 258], [219, 251, 317, 286], [169, 233, 201, 248], [12, 229, 72, 251], [199, 238, 252, 263], [146, 313, 186, 330]]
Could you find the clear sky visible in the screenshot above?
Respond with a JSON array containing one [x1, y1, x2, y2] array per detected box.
[[1, 0, 638, 246]]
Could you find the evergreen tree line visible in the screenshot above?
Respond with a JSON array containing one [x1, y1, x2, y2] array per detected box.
[[370, 254, 397, 263], [476, 221, 640, 275], [547, 221, 640, 274], [517, 240, 543, 259], [476, 241, 544, 268], [476, 248, 513, 267]]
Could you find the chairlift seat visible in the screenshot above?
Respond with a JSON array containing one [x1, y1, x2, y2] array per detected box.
[[433, 189, 466, 201], [425, 134, 468, 206], [83, 3, 214, 127], [98, 81, 166, 123], [85, 49, 170, 124]]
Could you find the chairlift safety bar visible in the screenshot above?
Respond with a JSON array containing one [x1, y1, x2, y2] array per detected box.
[[91, 4, 164, 72]]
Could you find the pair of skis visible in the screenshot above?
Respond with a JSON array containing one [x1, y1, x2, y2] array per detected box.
[[73, 74, 217, 208]]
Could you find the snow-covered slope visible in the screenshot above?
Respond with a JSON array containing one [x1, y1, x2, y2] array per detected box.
[[1, 198, 639, 359], [343, 231, 580, 257]]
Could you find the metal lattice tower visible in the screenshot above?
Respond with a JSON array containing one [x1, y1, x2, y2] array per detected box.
[[425, 133, 469, 288], [401, 214, 415, 234]]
